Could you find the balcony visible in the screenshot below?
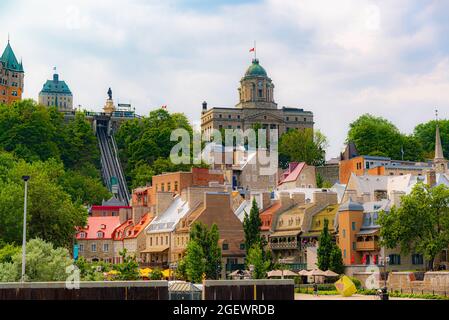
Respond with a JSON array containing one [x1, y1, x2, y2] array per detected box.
[[268, 241, 300, 250], [225, 263, 245, 272], [356, 240, 379, 251]]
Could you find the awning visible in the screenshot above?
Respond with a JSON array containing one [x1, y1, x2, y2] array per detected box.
[[356, 229, 379, 236], [141, 246, 169, 253], [270, 230, 301, 237]]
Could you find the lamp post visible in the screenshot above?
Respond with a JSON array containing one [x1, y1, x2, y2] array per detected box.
[[21, 175, 30, 282], [379, 255, 390, 300]]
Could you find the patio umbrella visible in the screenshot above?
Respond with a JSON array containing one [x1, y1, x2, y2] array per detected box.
[[229, 270, 242, 277], [308, 269, 326, 283], [267, 270, 283, 278], [324, 270, 339, 277], [297, 269, 310, 276], [281, 270, 299, 277]]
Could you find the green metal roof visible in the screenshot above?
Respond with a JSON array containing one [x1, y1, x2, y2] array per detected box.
[[40, 74, 72, 95], [0, 42, 24, 72], [245, 58, 267, 77]]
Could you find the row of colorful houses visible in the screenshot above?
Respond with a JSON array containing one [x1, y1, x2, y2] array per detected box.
[[75, 124, 449, 276]]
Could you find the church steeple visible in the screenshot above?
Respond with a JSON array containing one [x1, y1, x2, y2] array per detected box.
[[433, 109, 448, 173]]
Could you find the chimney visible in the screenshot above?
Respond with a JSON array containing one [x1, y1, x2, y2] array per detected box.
[[53, 73, 59, 82], [119, 207, 132, 224], [291, 192, 305, 205], [426, 169, 436, 187], [279, 192, 293, 210], [391, 190, 405, 207], [156, 192, 174, 215], [261, 192, 272, 210], [313, 190, 338, 206]]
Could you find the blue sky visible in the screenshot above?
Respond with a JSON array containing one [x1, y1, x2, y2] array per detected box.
[[1, 0, 448, 158]]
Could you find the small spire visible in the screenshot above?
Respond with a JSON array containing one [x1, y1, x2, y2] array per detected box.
[[435, 108, 445, 160], [7, 33, 9, 44]]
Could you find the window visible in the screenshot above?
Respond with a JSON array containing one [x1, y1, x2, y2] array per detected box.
[[219, 114, 222, 118], [166, 236, 168, 245], [150, 237, 153, 246], [343, 249, 346, 258], [91, 244, 97, 252], [79, 232, 86, 239], [389, 254, 401, 265], [97, 231, 104, 238], [174, 181, 178, 191], [156, 237, 158, 245], [103, 244, 109, 252], [239, 243, 245, 250], [167, 182, 171, 191], [228, 114, 231, 119], [161, 183, 165, 192], [79, 244, 84, 252], [352, 222, 356, 231], [412, 254, 423, 265], [352, 242, 356, 250], [237, 115, 240, 119], [342, 229, 346, 238], [222, 243, 229, 250]]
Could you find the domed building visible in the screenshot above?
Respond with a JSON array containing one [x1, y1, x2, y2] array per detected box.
[[201, 58, 313, 139]]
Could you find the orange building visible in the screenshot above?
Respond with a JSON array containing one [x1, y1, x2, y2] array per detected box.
[[147, 167, 224, 207], [0, 41, 24, 104], [337, 199, 366, 265], [339, 155, 430, 184]]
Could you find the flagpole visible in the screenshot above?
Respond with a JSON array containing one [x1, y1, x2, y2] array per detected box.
[[254, 40, 257, 60]]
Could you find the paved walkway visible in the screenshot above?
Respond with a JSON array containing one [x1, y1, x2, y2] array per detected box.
[[295, 293, 425, 300]]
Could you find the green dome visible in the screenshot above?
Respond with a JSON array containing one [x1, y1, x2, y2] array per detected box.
[[245, 59, 267, 77]]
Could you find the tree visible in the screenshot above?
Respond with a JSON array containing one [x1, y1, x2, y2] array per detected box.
[[243, 198, 262, 253], [0, 238, 72, 282], [246, 245, 270, 279], [317, 218, 333, 271], [189, 222, 222, 279], [414, 119, 449, 159], [113, 249, 140, 280], [378, 183, 449, 270], [149, 268, 163, 280], [0, 154, 88, 248], [115, 108, 194, 187], [59, 169, 111, 205], [347, 114, 425, 161], [0, 243, 20, 264], [279, 128, 327, 168], [185, 240, 205, 283], [329, 245, 345, 274]]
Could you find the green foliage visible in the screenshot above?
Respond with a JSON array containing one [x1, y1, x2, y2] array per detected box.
[[74, 256, 111, 281], [347, 114, 425, 161], [189, 222, 222, 280], [316, 173, 333, 189], [0, 100, 100, 169], [317, 219, 344, 274], [59, 169, 111, 205], [0, 243, 20, 264], [348, 276, 362, 290], [246, 244, 270, 279], [0, 238, 72, 282], [185, 240, 205, 283], [0, 152, 88, 248], [378, 183, 449, 270], [115, 108, 194, 187], [243, 198, 262, 253], [414, 119, 449, 159], [329, 245, 345, 274], [149, 268, 163, 280], [113, 249, 140, 280], [279, 128, 328, 168], [175, 258, 188, 281]]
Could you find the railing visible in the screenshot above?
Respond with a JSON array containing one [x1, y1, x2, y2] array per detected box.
[[268, 241, 300, 250], [285, 263, 307, 271], [356, 240, 379, 251]]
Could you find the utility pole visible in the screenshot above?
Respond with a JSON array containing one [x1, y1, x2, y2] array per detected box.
[[21, 175, 30, 282]]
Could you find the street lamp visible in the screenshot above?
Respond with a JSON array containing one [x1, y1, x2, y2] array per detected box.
[[379, 255, 390, 300], [21, 175, 30, 282]]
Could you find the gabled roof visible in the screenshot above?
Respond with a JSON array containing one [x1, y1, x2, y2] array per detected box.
[[0, 42, 23, 72], [146, 195, 190, 233], [278, 162, 306, 185], [76, 216, 121, 240]]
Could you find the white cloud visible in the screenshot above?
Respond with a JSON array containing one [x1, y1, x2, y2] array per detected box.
[[1, 0, 448, 159]]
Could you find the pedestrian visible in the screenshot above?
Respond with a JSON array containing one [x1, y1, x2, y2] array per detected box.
[[313, 282, 318, 296]]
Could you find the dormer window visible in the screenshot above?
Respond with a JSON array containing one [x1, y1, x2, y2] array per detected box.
[[79, 232, 86, 238], [97, 231, 104, 238]]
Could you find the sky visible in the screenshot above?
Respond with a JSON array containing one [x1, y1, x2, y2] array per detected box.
[[1, 0, 448, 159]]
